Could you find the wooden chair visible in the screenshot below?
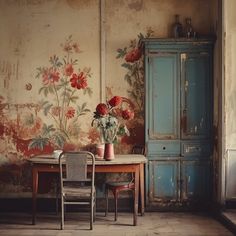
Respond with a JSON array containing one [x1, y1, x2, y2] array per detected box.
[[105, 145, 145, 221], [59, 151, 96, 230]]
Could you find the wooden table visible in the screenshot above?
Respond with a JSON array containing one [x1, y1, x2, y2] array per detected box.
[[29, 154, 147, 226]]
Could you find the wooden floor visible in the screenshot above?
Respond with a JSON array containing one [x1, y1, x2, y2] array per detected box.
[[0, 212, 234, 236]]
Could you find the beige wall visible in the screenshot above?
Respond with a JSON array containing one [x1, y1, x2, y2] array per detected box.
[[225, 0, 236, 148], [105, 0, 216, 97]]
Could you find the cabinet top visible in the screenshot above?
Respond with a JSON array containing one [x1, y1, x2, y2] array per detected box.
[[142, 37, 215, 45]]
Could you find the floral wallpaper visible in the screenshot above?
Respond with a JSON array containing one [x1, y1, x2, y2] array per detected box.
[[0, 32, 148, 194], [0, 36, 96, 194], [0, 0, 214, 197], [29, 36, 92, 151], [114, 29, 154, 152]]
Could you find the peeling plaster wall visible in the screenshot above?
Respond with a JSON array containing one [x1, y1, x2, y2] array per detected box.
[[225, 0, 236, 148], [0, 0, 217, 197], [106, 0, 215, 96]]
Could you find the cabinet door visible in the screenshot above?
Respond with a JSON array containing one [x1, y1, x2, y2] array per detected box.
[[149, 160, 179, 201], [181, 52, 212, 139], [181, 160, 211, 201], [147, 53, 179, 140]]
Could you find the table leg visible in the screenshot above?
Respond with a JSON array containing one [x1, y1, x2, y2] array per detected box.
[[134, 166, 140, 226], [32, 167, 38, 225], [139, 163, 145, 216]]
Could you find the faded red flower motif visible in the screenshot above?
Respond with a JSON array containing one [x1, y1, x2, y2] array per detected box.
[[51, 106, 61, 116], [88, 128, 100, 143], [96, 103, 109, 116], [65, 107, 75, 119], [122, 109, 134, 120], [125, 48, 142, 63], [64, 64, 74, 76], [72, 43, 81, 53], [70, 72, 88, 89], [108, 96, 122, 107], [17, 115, 43, 139], [62, 43, 72, 53], [42, 68, 60, 85]]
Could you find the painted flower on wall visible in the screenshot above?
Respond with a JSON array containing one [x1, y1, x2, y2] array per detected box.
[[116, 28, 154, 119], [91, 96, 134, 144], [29, 35, 92, 150]]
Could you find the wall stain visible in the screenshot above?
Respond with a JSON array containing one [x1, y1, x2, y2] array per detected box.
[[66, 0, 97, 9], [3, 0, 55, 6], [128, 0, 143, 11], [0, 60, 19, 88]]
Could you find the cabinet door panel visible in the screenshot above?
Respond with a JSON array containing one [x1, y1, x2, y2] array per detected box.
[[148, 53, 179, 140], [181, 52, 212, 139], [149, 160, 179, 201], [181, 160, 211, 201]]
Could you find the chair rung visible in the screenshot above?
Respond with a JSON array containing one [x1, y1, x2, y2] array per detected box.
[[64, 202, 90, 205]]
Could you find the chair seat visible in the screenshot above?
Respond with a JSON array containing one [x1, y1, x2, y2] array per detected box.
[[63, 186, 95, 198]]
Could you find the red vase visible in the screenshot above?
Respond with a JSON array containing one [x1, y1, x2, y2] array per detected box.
[[104, 143, 115, 161]]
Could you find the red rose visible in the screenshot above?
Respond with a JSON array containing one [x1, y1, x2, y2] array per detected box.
[[122, 109, 134, 120], [108, 96, 122, 107], [125, 48, 142, 63], [96, 103, 109, 116]]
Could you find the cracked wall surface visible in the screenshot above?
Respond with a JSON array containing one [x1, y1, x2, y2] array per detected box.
[[0, 0, 217, 196]]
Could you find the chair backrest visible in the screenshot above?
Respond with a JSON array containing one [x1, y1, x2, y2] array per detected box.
[[59, 151, 95, 187]]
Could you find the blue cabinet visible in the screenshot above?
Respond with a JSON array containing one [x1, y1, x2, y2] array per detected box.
[[144, 39, 214, 208], [147, 53, 179, 140], [181, 159, 211, 201], [149, 160, 179, 202], [181, 52, 212, 139]]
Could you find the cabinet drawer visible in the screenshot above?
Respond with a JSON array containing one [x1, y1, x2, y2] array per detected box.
[[181, 142, 212, 156], [147, 141, 180, 156]]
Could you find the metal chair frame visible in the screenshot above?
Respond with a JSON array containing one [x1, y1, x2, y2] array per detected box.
[[59, 151, 96, 230]]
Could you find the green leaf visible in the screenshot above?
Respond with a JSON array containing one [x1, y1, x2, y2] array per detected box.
[[124, 74, 132, 86], [39, 87, 46, 95], [138, 33, 144, 40], [83, 87, 92, 96], [122, 63, 132, 70], [48, 85, 54, 94], [49, 55, 63, 68], [35, 67, 46, 79], [81, 102, 86, 110], [51, 132, 66, 148], [77, 102, 90, 117], [43, 104, 53, 116], [66, 87, 72, 93], [71, 59, 78, 65], [70, 96, 79, 103], [116, 47, 127, 59], [28, 137, 50, 150], [42, 124, 55, 136]]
